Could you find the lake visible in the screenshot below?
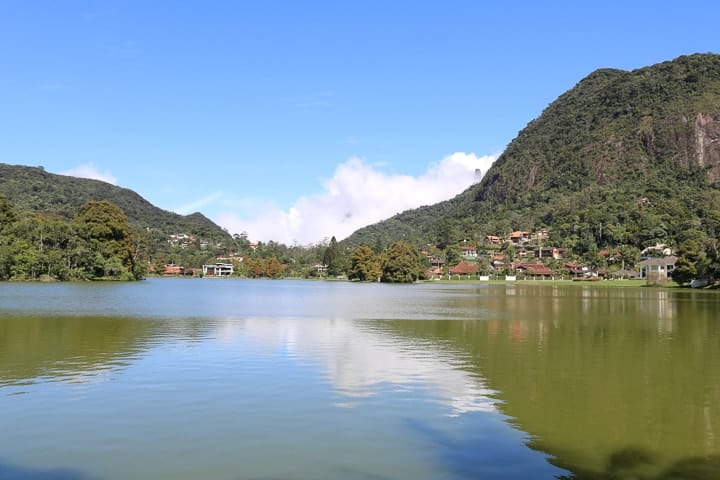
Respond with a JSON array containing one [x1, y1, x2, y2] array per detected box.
[[1, 279, 719, 479]]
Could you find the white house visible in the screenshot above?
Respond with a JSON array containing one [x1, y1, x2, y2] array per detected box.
[[637, 256, 677, 280], [202, 263, 234, 276]]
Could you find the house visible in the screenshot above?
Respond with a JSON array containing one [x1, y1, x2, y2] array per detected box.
[[202, 263, 234, 276], [536, 247, 566, 260], [637, 256, 677, 281], [426, 267, 444, 279], [532, 229, 550, 242], [641, 243, 674, 257], [612, 269, 639, 279], [314, 264, 328, 275], [428, 256, 446, 269], [509, 231, 531, 244], [565, 263, 591, 278], [598, 249, 620, 261], [485, 235, 501, 245], [460, 245, 478, 258], [449, 261, 479, 276], [490, 252, 506, 270], [511, 262, 555, 278], [168, 233, 194, 249], [163, 264, 193, 276]]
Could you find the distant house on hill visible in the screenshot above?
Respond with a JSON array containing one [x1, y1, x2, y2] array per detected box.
[[641, 244, 674, 257], [460, 245, 478, 258], [428, 256, 446, 269], [509, 231, 531, 244], [485, 235, 501, 245], [449, 261, 479, 277], [536, 247, 566, 260]]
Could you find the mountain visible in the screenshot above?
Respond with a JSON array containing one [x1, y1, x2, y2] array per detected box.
[[343, 53, 720, 253], [0, 163, 230, 241]]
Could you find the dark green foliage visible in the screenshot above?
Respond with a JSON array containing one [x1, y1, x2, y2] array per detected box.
[[74, 200, 142, 280], [0, 164, 231, 264], [674, 237, 720, 285], [381, 241, 423, 283], [0, 197, 145, 281], [322, 236, 342, 276], [341, 54, 720, 272], [672, 239, 708, 285], [0, 195, 17, 230]]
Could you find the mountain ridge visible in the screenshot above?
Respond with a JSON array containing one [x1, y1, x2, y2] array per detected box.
[[0, 163, 230, 241], [343, 53, 720, 253]]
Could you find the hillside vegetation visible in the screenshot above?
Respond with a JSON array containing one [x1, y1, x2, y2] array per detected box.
[[0, 164, 230, 242], [344, 54, 720, 256]]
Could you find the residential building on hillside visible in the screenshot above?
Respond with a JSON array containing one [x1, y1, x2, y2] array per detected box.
[[509, 231, 531, 244], [536, 247, 566, 260]]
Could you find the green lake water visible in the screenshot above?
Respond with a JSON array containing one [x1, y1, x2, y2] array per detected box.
[[0, 279, 718, 479]]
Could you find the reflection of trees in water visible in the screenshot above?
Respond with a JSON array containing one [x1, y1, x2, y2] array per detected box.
[[378, 286, 720, 479], [555, 447, 720, 480], [0, 315, 215, 387]]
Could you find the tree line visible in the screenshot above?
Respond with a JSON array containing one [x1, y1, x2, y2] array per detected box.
[[0, 196, 143, 281], [2, 192, 717, 286]]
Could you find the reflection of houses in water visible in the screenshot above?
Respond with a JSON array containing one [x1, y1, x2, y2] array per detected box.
[[639, 289, 675, 334]]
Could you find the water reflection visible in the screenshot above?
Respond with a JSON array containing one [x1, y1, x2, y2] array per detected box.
[[383, 285, 720, 478], [1, 281, 719, 479], [0, 315, 217, 388], [0, 457, 93, 480], [236, 318, 496, 415]]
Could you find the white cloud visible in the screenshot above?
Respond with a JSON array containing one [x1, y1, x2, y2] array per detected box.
[[215, 152, 497, 245], [174, 191, 224, 215], [61, 162, 117, 185]]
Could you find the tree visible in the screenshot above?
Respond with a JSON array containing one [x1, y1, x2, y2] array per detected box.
[[349, 246, 381, 282], [381, 241, 422, 283], [704, 238, 720, 285], [444, 244, 462, 267], [672, 239, 707, 286], [74, 200, 140, 279], [322, 236, 341, 276], [437, 220, 458, 250], [0, 195, 16, 231]]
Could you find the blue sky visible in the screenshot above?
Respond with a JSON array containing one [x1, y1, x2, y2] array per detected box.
[[1, 1, 719, 244]]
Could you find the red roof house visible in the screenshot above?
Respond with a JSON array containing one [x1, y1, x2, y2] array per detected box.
[[449, 261, 479, 275]]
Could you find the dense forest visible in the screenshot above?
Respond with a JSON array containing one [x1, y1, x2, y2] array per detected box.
[[0, 196, 144, 280]]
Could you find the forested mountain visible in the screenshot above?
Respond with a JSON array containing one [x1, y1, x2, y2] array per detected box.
[[343, 53, 720, 255], [0, 163, 230, 242], [0, 164, 237, 280]]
